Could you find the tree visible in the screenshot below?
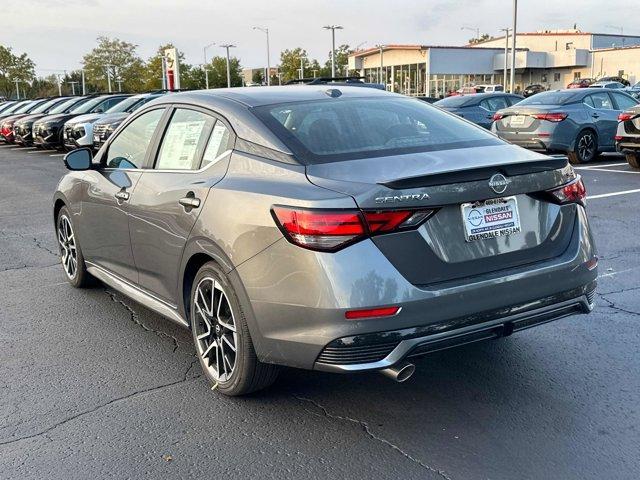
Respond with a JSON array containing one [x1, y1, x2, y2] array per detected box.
[[0, 46, 35, 98], [468, 34, 494, 45], [204, 56, 243, 88], [323, 44, 352, 77], [279, 48, 319, 82], [82, 36, 145, 92], [252, 69, 264, 85]]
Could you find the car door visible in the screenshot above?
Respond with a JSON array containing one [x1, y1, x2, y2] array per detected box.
[[583, 92, 618, 148], [79, 107, 167, 283], [127, 106, 235, 305]]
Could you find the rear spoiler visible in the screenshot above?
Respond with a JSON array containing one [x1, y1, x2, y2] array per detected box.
[[381, 157, 569, 189]]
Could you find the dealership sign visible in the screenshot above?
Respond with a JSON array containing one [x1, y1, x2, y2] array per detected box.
[[164, 48, 181, 90]]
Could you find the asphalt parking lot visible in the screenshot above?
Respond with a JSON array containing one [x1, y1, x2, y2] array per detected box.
[[0, 145, 639, 480]]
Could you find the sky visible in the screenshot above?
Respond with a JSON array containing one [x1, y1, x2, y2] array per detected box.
[[5, 0, 636, 77]]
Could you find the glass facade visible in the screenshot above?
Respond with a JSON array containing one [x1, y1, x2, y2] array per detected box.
[[363, 66, 495, 98]]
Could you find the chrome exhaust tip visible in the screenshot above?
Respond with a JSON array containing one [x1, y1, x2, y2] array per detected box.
[[380, 362, 415, 383]]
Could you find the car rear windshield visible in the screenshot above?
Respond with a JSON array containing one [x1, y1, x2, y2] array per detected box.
[[434, 96, 475, 107], [252, 96, 500, 164], [518, 91, 579, 106]]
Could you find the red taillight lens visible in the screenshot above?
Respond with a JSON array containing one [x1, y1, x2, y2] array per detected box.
[[618, 112, 636, 122], [548, 176, 587, 205], [345, 306, 401, 320], [532, 112, 567, 122], [272, 207, 435, 251], [492, 113, 505, 121]]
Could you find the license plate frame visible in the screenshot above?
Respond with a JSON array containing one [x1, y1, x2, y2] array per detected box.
[[510, 115, 526, 126], [461, 196, 522, 242]]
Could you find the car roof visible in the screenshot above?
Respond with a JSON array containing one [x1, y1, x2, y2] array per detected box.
[[161, 85, 402, 108]]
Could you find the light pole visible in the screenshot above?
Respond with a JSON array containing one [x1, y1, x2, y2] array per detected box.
[[510, 0, 518, 93], [299, 56, 306, 79], [13, 79, 20, 99], [277, 72, 283, 85], [376, 44, 385, 84], [68, 81, 79, 95], [105, 64, 113, 92], [323, 25, 343, 77], [253, 27, 271, 86], [461, 25, 480, 42], [81, 69, 86, 95], [499, 28, 511, 89], [219, 44, 236, 88], [56, 74, 63, 96], [203, 42, 215, 89]]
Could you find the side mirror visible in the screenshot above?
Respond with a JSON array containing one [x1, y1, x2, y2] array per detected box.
[[64, 148, 93, 171]]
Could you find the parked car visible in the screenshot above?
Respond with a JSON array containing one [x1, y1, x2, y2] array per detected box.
[[0, 98, 50, 143], [492, 89, 639, 164], [589, 81, 626, 89], [523, 84, 546, 97], [598, 76, 630, 87], [435, 92, 524, 128], [477, 84, 504, 93], [63, 94, 132, 150], [33, 94, 129, 150], [0, 100, 17, 115], [55, 87, 597, 395], [4, 97, 72, 144], [567, 78, 595, 89], [414, 96, 439, 104], [0, 99, 36, 123], [615, 105, 640, 168], [92, 92, 170, 150], [14, 96, 91, 147]]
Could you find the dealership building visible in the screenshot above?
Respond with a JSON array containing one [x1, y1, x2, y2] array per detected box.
[[347, 30, 640, 97]]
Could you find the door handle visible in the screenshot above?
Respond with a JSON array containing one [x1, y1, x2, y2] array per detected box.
[[179, 195, 201, 209], [592, 113, 600, 118], [115, 190, 130, 201]]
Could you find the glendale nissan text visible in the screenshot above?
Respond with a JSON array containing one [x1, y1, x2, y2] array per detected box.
[[55, 86, 598, 395]]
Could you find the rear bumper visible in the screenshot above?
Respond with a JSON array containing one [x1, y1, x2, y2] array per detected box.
[[616, 136, 640, 152], [315, 283, 595, 372], [493, 129, 572, 153]]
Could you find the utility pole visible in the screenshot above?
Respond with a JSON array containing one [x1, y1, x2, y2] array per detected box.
[[68, 81, 79, 95], [253, 27, 271, 85], [220, 44, 236, 88], [499, 28, 511, 89], [81, 70, 86, 95], [203, 42, 215, 89], [510, 0, 518, 93], [323, 25, 343, 77], [376, 44, 385, 84]]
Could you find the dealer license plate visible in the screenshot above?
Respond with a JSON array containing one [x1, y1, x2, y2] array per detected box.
[[510, 115, 526, 126], [461, 196, 521, 242]]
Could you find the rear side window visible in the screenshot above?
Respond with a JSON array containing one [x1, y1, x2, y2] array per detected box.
[[480, 97, 509, 111], [518, 91, 577, 105], [253, 97, 500, 164], [201, 122, 232, 168], [155, 109, 215, 170], [611, 92, 638, 110], [585, 93, 613, 110], [106, 109, 164, 169]]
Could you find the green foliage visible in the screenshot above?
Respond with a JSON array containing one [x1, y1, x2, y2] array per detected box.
[[82, 36, 145, 92], [323, 44, 352, 76], [0, 45, 35, 98], [252, 69, 264, 85], [204, 56, 243, 88], [279, 48, 323, 82], [468, 34, 494, 45]]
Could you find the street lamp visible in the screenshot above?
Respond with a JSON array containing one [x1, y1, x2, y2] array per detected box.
[[298, 56, 306, 79], [499, 28, 512, 90], [105, 64, 114, 92], [68, 81, 79, 95], [461, 25, 480, 42], [510, 0, 518, 93], [375, 44, 385, 84], [253, 26, 271, 86], [219, 44, 236, 88], [203, 42, 216, 89], [323, 25, 343, 77]]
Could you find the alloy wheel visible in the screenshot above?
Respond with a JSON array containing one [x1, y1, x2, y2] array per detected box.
[[578, 133, 595, 162], [193, 277, 238, 382], [57, 215, 77, 279]]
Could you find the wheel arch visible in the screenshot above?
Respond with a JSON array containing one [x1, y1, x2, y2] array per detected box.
[[570, 126, 598, 151]]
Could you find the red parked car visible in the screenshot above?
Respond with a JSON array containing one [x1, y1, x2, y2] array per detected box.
[[567, 78, 595, 88]]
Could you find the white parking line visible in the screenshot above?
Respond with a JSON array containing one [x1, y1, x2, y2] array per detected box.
[[28, 150, 46, 154], [583, 168, 640, 175], [576, 162, 628, 169], [49, 154, 65, 157], [589, 188, 640, 200], [598, 267, 639, 279]]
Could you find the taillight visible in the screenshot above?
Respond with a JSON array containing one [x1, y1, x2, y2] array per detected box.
[[492, 113, 505, 121], [532, 112, 567, 122], [272, 206, 435, 252], [345, 306, 401, 320], [548, 176, 587, 205], [618, 112, 637, 122]]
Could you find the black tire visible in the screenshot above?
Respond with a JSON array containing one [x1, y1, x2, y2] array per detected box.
[[568, 130, 598, 164], [190, 261, 279, 396], [56, 206, 93, 288], [626, 152, 640, 169]]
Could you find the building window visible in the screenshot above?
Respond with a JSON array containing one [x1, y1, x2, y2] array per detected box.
[[554, 73, 561, 82], [618, 70, 625, 77], [541, 74, 548, 83], [574, 72, 581, 79], [565, 42, 573, 50]]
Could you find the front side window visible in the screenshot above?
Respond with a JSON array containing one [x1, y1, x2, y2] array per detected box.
[[253, 97, 500, 164], [155, 109, 215, 170], [586, 92, 613, 110], [105, 109, 164, 169]]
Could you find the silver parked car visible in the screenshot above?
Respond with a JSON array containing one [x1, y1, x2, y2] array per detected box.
[[615, 104, 640, 168], [492, 89, 639, 164], [55, 87, 598, 395]]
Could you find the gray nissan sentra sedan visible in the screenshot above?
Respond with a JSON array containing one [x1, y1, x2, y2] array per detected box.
[[55, 86, 598, 395]]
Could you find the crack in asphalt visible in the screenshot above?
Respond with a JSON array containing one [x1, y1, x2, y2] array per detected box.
[[0, 231, 59, 258], [597, 292, 640, 317], [0, 364, 202, 448], [294, 396, 452, 480], [0, 262, 58, 273], [104, 289, 181, 353]]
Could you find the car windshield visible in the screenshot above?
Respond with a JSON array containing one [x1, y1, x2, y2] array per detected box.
[[0, 102, 16, 113], [70, 97, 106, 114], [105, 96, 145, 114], [13, 101, 36, 114], [518, 91, 579, 106], [48, 97, 84, 114], [31, 98, 65, 114], [253, 96, 501, 164], [434, 96, 475, 107]]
